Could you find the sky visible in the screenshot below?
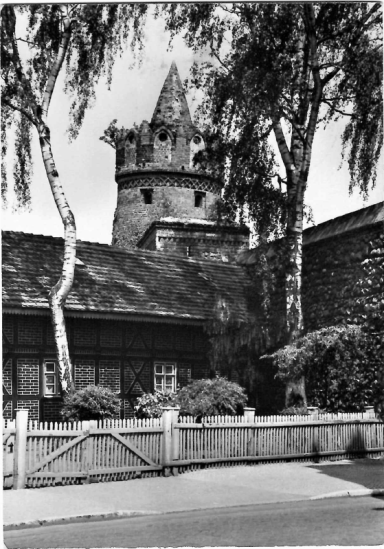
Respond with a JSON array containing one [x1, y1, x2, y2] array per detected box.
[[2, 9, 383, 245]]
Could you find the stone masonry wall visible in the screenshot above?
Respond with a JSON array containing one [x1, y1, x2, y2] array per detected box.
[[302, 223, 384, 331], [113, 185, 219, 248], [153, 227, 249, 262]]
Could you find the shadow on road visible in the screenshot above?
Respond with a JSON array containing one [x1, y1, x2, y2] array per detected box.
[[308, 457, 384, 490]]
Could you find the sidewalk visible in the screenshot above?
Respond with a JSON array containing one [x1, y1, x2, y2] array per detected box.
[[3, 457, 384, 530]]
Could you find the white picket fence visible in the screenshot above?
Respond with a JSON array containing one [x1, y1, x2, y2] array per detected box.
[[3, 406, 382, 490], [2, 409, 376, 431]]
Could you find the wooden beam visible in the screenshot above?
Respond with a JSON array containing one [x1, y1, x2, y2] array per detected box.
[[27, 435, 87, 474], [110, 432, 159, 467]]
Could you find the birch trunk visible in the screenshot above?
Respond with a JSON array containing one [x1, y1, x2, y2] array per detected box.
[[285, 165, 307, 408], [39, 10, 75, 395], [38, 121, 76, 394]]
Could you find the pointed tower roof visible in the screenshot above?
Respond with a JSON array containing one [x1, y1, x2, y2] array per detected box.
[[151, 62, 194, 134]]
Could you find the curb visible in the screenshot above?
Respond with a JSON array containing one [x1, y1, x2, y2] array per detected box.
[[310, 488, 384, 500], [4, 490, 384, 531], [3, 510, 162, 531]]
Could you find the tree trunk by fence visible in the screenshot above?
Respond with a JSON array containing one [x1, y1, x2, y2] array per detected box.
[[13, 409, 28, 490]]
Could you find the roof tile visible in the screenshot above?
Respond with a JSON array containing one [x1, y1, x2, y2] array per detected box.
[[2, 231, 254, 324]]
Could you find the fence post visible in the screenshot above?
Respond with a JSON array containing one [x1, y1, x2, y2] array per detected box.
[[243, 408, 255, 457], [364, 406, 375, 419], [171, 408, 180, 476], [162, 407, 179, 477], [307, 406, 319, 419], [13, 409, 28, 490], [244, 407, 256, 423]]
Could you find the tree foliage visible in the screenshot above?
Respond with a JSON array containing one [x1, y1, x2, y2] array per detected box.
[[269, 324, 384, 414], [1, 4, 147, 393], [162, 2, 382, 231], [61, 385, 120, 421], [161, 3, 383, 345], [1, 4, 147, 204]]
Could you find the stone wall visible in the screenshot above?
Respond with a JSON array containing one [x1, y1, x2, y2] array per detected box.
[[2, 314, 210, 422], [235, 212, 384, 414], [112, 172, 220, 248], [303, 223, 384, 330], [139, 222, 250, 263]]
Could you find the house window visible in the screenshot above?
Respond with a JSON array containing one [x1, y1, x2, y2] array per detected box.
[[154, 362, 177, 392], [44, 361, 59, 396], [141, 188, 153, 205], [194, 191, 206, 208]]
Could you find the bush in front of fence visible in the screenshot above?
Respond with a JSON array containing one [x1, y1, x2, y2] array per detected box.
[[134, 377, 247, 420], [269, 324, 383, 415], [61, 385, 121, 421], [176, 377, 247, 420], [134, 390, 177, 419]]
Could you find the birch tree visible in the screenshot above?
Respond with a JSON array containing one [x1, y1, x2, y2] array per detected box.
[[1, 4, 147, 394], [162, 3, 383, 348]]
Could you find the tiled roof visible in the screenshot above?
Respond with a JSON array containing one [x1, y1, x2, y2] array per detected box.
[[2, 231, 254, 324], [151, 61, 194, 134]]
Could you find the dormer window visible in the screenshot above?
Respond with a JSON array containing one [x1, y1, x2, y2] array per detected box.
[[194, 191, 206, 208], [141, 188, 153, 205]]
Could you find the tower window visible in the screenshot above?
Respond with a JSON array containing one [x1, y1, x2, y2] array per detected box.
[[159, 132, 168, 142], [141, 189, 153, 205], [194, 191, 206, 208]]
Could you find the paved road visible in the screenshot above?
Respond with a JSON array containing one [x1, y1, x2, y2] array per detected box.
[[5, 496, 384, 548]]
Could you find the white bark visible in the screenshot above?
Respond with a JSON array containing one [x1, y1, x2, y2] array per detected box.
[[39, 124, 76, 393], [4, 5, 77, 394], [42, 13, 72, 118]]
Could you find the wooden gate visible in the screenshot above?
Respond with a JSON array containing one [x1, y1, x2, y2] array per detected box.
[[7, 418, 163, 488]]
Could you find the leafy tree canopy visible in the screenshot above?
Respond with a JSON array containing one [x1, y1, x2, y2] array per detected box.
[[1, 3, 147, 206], [161, 2, 382, 237]]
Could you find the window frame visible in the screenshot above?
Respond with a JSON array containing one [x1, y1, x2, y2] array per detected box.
[[194, 191, 206, 208], [154, 362, 177, 393], [43, 360, 60, 397], [141, 188, 153, 205]]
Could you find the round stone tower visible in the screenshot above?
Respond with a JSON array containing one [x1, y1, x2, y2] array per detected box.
[[112, 62, 222, 248]]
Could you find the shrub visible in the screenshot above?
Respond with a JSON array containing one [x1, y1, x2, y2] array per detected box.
[[134, 377, 248, 420], [176, 377, 247, 419], [61, 385, 120, 421], [134, 390, 176, 419], [269, 324, 384, 414]]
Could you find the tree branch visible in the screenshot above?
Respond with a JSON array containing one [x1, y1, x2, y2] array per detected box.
[[2, 6, 38, 116], [272, 118, 295, 171], [2, 97, 37, 126], [41, 9, 73, 118], [322, 99, 354, 117], [317, 3, 381, 45], [303, 4, 323, 167]]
